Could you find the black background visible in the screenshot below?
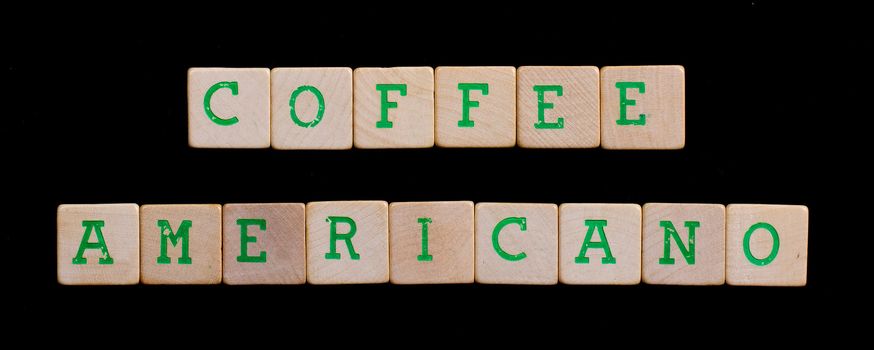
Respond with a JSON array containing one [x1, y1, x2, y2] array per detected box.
[[6, 2, 868, 336]]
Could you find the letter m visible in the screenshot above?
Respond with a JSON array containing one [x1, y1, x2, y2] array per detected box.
[[157, 219, 192, 264]]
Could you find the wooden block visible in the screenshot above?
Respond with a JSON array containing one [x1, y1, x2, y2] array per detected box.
[[726, 204, 808, 286], [353, 67, 435, 148], [271, 68, 352, 149], [517, 66, 600, 148], [140, 204, 222, 284], [435, 67, 516, 147], [389, 201, 474, 284], [475, 203, 558, 284], [57, 204, 140, 285], [559, 203, 641, 285], [600, 65, 685, 150], [188, 68, 270, 148], [222, 203, 306, 285], [642, 203, 725, 285], [306, 201, 389, 284]]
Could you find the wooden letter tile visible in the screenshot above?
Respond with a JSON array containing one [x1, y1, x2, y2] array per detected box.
[[435, 67, 516, 147], [475, 203, 558, 284], [57, 204, 140, 285], [559, 203, 641, 285], [222, 203, 306, 285], [726, 204, 808, 286], [600, 65, 685, 149], [642, 203, 725, 285], [353, 67, 435, 148], [188, 68, 270, 148], [306, 201, 389, 284], [517, 66, 600, 148], [140, 204, 222, 284], [389, 201, 474, 284], [271, 68, 352, 149]]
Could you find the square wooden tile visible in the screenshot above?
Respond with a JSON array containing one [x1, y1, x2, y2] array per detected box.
[[57, 204, 140, 285], [726, 204, 808, 286], [140, 204, 222, 284], [600, 65, 685, 150], [475, 203, 558, 284], [389, 201, 474, 284], [271, 68, 352, 149], [642, 203, 725, 285], [188, 68, 270, 148], [517, 66, 600, 148], [306, 201, 389, 284], [435, 67, 516, 147], [559, 203, 641, 285], [353, 67, 434, 148], [222, 203, 306, 285]]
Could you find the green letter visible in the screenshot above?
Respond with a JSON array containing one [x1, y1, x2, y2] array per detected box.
[[492, 217, 527, 261], [375, 84, 407, 128], [658, 220, 698, 265], [289, 85, 325, 128], [457, 83, 489, 128], [743, 222, 780, 266], [72, 220, 113, 265], [157, 220, 192, 264], [417, 217, 433, 262], [325, 216, 360, 260], [236, 218, 267, 263], [203, 81, 239, 126], [574, 219, 616, 264], [615, 82, 646, 126], [533, 85, 564, 129]]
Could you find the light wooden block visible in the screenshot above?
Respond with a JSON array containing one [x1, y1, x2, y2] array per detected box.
[[600, 65, 685, 149], [559, 203, 641, 285], [389, 201, 474, 284], [222, 203, 306, 285], [57, 204, 140, 285], [306, 201, 389, 284], [353, 67, 435, 148], [271, 68, 352, 149], [642, 203, 725, 285], [188, 68, 270, 148], [726, 204, 808, 286], [140, 204, 222, 284], [435, 67, 516, 147], [517, 66, 600, 148], [475, 203, 558, 284]]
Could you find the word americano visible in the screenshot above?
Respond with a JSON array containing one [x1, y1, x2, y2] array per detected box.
[[58, 202, 807, 286]]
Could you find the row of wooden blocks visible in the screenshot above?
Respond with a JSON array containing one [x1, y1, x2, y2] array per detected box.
[[58, 202, 807, 286], [188, 66, 685, 149]]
